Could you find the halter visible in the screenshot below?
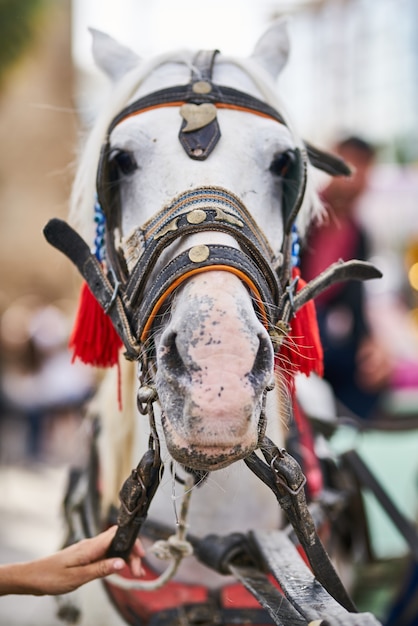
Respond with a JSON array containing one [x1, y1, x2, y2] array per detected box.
[[44, 50, 381, 364]]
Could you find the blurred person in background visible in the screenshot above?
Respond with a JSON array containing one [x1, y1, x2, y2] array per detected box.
[[0, 299, 95, 463], [300, 135, 393, 420]]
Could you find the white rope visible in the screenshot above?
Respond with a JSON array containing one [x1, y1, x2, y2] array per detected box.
[[107, 475, 194, 591]]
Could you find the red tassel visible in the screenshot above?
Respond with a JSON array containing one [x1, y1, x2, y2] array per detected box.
[[69, 281, 123, 368], [276, 267, 323, 386]]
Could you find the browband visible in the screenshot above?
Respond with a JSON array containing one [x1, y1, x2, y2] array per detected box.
[[106, 83, 287, 132]]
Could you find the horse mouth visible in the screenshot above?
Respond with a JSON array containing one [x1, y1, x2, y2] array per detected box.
[[160, 413, 258, 470]]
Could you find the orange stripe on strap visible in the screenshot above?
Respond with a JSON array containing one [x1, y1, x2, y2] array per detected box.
[[118, 102, 282, 126], [215, 102, 282, 121], [121, 101, 185, 123], [140, 265, 269, 343]]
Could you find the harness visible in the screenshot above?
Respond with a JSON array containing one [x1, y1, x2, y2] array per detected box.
[[44, 51, 379, 366], [46, 51, 384, 626]]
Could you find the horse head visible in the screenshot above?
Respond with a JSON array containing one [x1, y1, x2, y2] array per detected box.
[[44, 20, 377, 474]]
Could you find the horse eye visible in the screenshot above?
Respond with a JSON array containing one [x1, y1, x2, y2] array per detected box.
[[111, 150, 138, 176], [270, 150, 295, 177]]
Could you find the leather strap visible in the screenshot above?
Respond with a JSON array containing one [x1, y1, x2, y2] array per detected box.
[[123, 188, 280, 311], [139, 260, 271, 343], [43, 218, 141, 360], [190, 49, 219, 83], [107, 449, 163, 560], [104, 84, 286, 136], [178, 49, 221, 159], [244, 439, 357, 614]]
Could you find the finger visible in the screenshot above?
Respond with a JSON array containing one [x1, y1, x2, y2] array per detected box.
[[127, 554, 144, 578], [131, 538, 145, 559], [75, 527, 118, 564], [74, 557, 126, 586]]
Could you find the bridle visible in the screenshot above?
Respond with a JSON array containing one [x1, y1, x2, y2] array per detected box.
[[47, 50, 385, 624], [94, 49, 309, 345], [46, 50, 377, 367]]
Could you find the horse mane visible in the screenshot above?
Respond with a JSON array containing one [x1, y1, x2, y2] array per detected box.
[[89, 359, 139, 515], [70, 48, 322, 243]]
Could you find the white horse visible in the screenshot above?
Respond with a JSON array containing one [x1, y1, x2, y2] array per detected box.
[[46, 19, 380, 626]]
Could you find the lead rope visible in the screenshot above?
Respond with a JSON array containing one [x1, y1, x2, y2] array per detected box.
[[107, 473, 194, 591]]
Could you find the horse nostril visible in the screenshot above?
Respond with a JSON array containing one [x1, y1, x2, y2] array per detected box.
[[249, 333, 274, 389], [159, 331, 187, 376]]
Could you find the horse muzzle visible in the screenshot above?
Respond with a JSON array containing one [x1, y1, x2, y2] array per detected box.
[[154, 270, 274, 470]]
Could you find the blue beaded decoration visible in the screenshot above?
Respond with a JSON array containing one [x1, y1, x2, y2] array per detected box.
[[93, 198, 106, 262], [290, 224, 300, 268]]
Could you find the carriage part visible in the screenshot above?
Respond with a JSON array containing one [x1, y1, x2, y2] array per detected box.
[[55, 595, 82, 625], [248, 530, 382, 626], [308, 619, 382, 625], [228, 564, 307, 626], [342, 449, 418, 561], [55, 421, 103, 624], [192, 532, 256, 575], [146, 605, 278, 626], [107, 448, 163, 560], [133, 521, 379, 625], [244, 440, 357, 614]]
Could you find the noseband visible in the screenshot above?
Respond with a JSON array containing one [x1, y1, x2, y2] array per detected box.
[[44, 50, 381, 364]]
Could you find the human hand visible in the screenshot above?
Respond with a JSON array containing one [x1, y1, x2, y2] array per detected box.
[[0, 526, 145, 596]]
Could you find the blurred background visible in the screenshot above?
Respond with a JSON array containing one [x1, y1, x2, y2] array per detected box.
[[0, 0, 417, 624]]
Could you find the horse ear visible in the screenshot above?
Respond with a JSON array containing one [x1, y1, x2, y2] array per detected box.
[[89, 28, 140, 81], [250, 18, 290, 78]]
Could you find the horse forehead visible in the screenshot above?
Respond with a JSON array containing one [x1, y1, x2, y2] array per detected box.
[[111, 108, 292, 242], [112, 110, 293, 215]]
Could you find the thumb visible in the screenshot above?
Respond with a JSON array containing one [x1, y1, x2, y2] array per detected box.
[[89, 557, 126, 580]]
